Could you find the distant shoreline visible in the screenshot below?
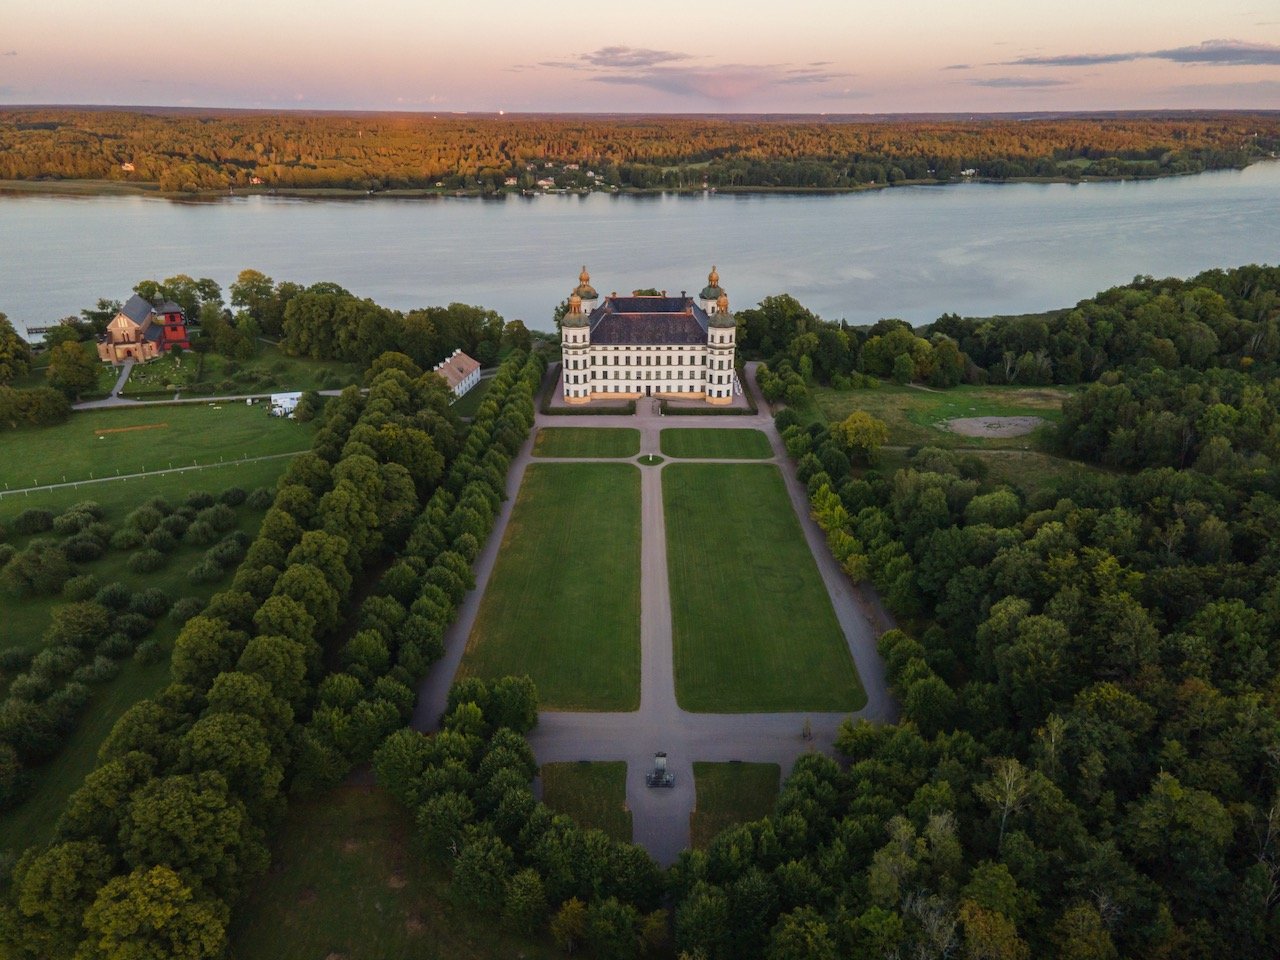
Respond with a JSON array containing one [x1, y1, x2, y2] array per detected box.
[[0, 161, 1264, 203]]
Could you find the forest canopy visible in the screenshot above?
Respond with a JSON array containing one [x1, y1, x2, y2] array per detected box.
[[1, 108, 1277, 192]]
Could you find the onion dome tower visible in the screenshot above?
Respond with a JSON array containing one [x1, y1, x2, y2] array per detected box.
[[573, 265, 599, 308], [699, 265, 726, 314], [561, 274, 592, 403], [704, 269, 736, 404]]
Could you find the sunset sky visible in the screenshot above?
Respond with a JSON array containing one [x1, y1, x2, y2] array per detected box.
[[2, 0, 1279, 112]]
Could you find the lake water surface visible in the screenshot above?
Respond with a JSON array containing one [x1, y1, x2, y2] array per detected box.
[[3, 161, 1279, 337]]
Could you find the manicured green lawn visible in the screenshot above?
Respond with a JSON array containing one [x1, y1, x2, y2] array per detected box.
[[813, 383, 1071, 449], [541, 762, 632, 842], [660, 428, 772, 459], [533, 427, 640, 458], [0, 403, 315, 490], [230, 785, 557, 960], [664, 463, 864, 712], [449, 376, 494, 418], [460, 463, 641, 710], [690, 762, 780, 849]]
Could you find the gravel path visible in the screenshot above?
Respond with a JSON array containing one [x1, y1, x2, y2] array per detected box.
[[412, 362, 897, 864]]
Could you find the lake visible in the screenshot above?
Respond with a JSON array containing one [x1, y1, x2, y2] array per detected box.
[[3, 161, 1279, 338]]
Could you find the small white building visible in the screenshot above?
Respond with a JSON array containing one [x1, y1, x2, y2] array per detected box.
[[270, 392, 302, 417], [433, 349, 482, 401]]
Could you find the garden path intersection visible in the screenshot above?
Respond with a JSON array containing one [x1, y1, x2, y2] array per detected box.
[[413, 363, 897, 865]]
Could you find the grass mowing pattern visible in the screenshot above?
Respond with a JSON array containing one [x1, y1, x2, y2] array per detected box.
[[660, 428, 772, 459], [461, 463, 641, 710], [532, 427, 641, 458], [0, 403, 316, 490], [541, 762, 632, 843], [230, 785, 557, 960], [690, 762, 780, 849], [664, 463, 864, 712]]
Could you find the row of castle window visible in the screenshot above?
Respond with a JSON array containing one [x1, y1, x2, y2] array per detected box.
[[570, 385, 728, 395], [564, 356, 732, 371], [566, 372, 732, 385]]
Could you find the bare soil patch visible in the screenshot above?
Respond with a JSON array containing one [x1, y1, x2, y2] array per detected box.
[[94, 422, 168, 435], [942, 415, 1046, 438]]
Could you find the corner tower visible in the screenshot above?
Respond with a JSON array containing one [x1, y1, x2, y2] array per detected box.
[[561, 269, 594, 403], [705, 269, 736, 404]]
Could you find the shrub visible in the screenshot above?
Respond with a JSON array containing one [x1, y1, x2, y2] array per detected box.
[[184, 490, 216, 510], [124, 505, 164, 534], [205, 536, 247, 569], [44, 602, 111, 647], [109, 526, 145, 551], [196, 503, 237, 533], [63, 534, 105, 563], [188, 560, 224, 583], [1, 541, 71, 597], [169, 596, 205, 624], [66, 501, 103, 520], [111, 612, 153, 640], [0, 543, 16, 567], [128, 587, 171, 619], [0, 646, 36, 674], [7, 673, 55, 702], [144, 528, 178, 554], [73, 655, 121, 685], [12, 509, 54, 535], [98, 633, 135, 658], [158, 514, 190, 538], [184, 520, 218, 546], [134, 637, 167, 665], [246, 487, 275, 509], [94, 581, 131, 611], [52, 511, 94, 537], [62, 574, 101, 601], [126, 548, 165, 574], [219, 487, 247, 506]]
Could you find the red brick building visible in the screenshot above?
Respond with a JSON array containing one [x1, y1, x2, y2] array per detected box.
[[97, 294, 191, 364]]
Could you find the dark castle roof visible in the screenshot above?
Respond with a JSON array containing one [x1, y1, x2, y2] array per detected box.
[[120, 294, 154, 324], [588, 295, 709, 345]]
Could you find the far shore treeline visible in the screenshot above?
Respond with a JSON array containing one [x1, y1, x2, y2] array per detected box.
[[2, 108, 1278, 194]]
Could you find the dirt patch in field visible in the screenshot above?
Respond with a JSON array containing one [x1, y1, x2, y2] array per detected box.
[[942, 416, 1046, 438], [387, 873, 407, 889], [94, 422, 168, 435]]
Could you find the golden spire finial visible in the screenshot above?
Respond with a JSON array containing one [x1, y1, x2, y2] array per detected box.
[[580, 265, 590, 284], [717, 292, 729, 311], [568, 292, 582, 313], [709, 265, 719, 286]]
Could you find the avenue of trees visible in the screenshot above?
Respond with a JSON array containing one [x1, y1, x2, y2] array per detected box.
[[2, 109, 1277, 193], [0, 347, 545, 958]]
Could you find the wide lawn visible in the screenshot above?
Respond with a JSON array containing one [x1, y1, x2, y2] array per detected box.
[[460, 463, 641, 710], [230, 784, 556, 960], [690, 762, 780, 849], [533, 427, 640, 458], [812, 383, 1072, 449], [184, 342, 362, 396], [540, 762, 632, 842], [0, 402, 315, 491], [664, 463, 864, 712], [660, 428, 772, 459]]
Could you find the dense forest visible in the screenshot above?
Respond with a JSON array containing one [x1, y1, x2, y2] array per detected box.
[[1, 108, 1278, 192]]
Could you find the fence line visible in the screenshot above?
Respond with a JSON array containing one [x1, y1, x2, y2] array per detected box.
[[0, 450, 307, 499]]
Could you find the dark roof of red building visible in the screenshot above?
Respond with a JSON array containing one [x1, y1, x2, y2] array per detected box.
[[588, 295, 709, 345]]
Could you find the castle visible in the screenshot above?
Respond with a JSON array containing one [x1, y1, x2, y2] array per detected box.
[[561, 267, 738, 404]]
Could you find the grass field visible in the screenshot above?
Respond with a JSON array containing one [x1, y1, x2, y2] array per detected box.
[[230, 784, 556, 960], [664, 463, 864, 712], [449, 376, 493, 418], [690, 762, 780, 849], [540, 762, 632, 842], [460, 463, 641, 710], [0, 403, 315, 491], [659, 428, 772, 459], [0, 456, 288, 524], [812, 383, 1071, 449], [532, 427, 640, 458]]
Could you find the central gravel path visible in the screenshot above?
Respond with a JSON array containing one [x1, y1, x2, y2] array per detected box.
[[413, 362, 896, 865]]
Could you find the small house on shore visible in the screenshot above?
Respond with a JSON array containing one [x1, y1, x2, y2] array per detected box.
[[433, 349, 482, 401]]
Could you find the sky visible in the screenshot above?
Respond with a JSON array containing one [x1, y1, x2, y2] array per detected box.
[[2, 0, 1279, 112]]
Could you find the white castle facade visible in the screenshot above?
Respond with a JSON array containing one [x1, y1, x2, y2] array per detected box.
[[561, 267, 738, 405]]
